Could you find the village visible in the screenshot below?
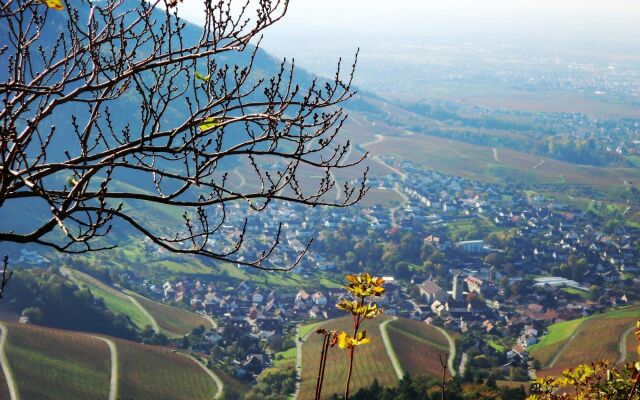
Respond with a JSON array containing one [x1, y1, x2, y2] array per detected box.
[[133, 155, 640, 382]]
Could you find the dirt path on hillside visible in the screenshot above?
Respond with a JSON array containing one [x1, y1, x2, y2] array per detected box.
[[532, 159, 545, 170], [179, 353, 224, 399], [361, 134, 408, 181], [379, 317, 403, 379], [94, 337, 118, 400], [434, 326, 457, 377], [292, 323, 321, 400], [60, 267, 160, 333], [0, 322, 18, 400], [458, 352, 468, 377], [492, 148, 502, 163], [125, 294, 160, 333], [617, 325, 635, 364], [233, 168, 247, 190], [547, 324, 586, 368]]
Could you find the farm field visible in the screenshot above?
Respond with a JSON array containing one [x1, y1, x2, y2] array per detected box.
[[116, 339, 218, 400], [126, 291, 214, 336], [528, 318, 586, 367], [360, 132, 640, 190], [2, 322, 111, 400], [532, 305, 640, 376], [63, 268, 154, 331], [386, 318, 453, 378], [299, 316, 397, 399]]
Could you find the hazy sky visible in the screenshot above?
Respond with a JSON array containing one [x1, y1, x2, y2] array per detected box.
[[177, 0, 640, 37]]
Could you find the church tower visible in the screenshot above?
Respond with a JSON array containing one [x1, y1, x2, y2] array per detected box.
[[452, 274, 465, 302]]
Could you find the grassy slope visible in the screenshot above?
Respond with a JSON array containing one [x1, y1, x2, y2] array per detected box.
[[68, 269, 154, 330], [532, 305, 640, 375], [126, 291, 214, 336], [529, 318, 587, 366], [3, 322, 111, 400], [360, 132, 640, 190], [386, 318, 453, 378], [300, 316, 397, 400], [0, 324, 10, 400], [116, 339, 217, 400]]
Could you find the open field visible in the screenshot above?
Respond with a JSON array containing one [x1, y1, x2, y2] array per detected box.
[[2, 322, 111, 400], [126, 291, 214, 336], [0, 322, 223, 400], [299, 316, 397, 399], [529, 318, 586, 367], [386, 318, 453, 378], [532, 305, 640, 376], [116, 339, 218, 400], [360, 132, 640, 191], [63, 268, 154, 331]]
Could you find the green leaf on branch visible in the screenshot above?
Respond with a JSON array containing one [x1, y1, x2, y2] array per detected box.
[[199, 117, 218, 132]]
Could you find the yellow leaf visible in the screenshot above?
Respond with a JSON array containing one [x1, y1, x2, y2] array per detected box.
[[194, 70, 210, 82], [40, 0, 64, 10], [199, 117, 218, 132], [337, 331, 350, 350]]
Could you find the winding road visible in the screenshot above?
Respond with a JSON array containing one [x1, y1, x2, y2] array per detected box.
[[546, 324, 586, 368], [361, 134, 408, 181], [532, 159, 545, 170], [125, 294, 160, 333], [434, 326, 457, 377], [292, 324, 320, 400], [60, 267, 160, 333], [95, 337, 118, 400], [179, 353, 224, 399], [617, 325, 636, 365], [233, 168, 247, 190], [379, 317, 403, 379], [492, 147, 502, 163], [0, 322, 18, 400]]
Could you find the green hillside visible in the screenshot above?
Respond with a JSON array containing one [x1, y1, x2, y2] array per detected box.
[[62, 268, 154, 331], [530, 305, 640, 376], [0, 322, 223, 400], [64, 268, 214, 336], [300, 316, 397, 399], [115, 339, 218, 400], [386, 318, 456, 378], [2, 322, 111, 400], [126, 291, 215, 336], [299, 316, 456, 399]]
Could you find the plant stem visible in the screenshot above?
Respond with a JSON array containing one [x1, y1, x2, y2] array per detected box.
[[628, 370, 640, 400], [344, 296, 365, 400], [315, 334, 329, 400]]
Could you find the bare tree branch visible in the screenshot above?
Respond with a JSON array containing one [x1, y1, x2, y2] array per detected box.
[[0, 0, 368, 271]]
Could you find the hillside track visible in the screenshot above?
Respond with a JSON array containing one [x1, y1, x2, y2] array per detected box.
[[379, 317, 403, 379], [178, 353, 224, 399], [94, 337, 118, 400], [434, 326, 456, 377], [617, 325, 636, 365], [546, 323, 586, 368], [293, 323, 320, 400], [125, 294, 160, 333], [0, 322, 18, 400]]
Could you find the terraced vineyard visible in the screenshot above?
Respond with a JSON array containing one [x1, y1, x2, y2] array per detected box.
[[299, 316, 397, 399], [116, 339, 218, 400], [386, 318, 454, 378], [63, 268, 154, 330], [64, 267, 213, 336], [531, 305, 640, 377], [126, 291, 214, 336], [0, 322, 223, 400], [2, 322, 111, 400]]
